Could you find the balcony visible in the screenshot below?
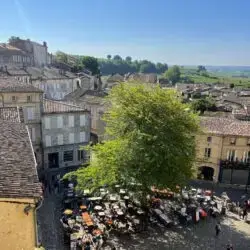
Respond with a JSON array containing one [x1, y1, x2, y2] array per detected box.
[[220, 159, 250, 170]]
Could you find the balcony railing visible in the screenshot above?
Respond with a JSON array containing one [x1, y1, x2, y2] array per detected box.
[[220, 159, 250, 170]]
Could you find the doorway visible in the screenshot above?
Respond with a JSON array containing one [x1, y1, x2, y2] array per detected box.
[[48, 152, 59, 168], [199, 166, 214, 181]]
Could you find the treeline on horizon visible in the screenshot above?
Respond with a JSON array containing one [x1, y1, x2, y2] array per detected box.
[[55, 52, 168, 75]]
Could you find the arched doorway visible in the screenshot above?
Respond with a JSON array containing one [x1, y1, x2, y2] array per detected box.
[[198, 166, 214, 181]]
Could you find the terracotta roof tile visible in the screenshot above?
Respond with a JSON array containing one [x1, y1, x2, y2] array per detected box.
[[43, 99, 88, 114], [0, 107, 21, 122], [201, 117, 250, 137], [0, 78, 43, 93], [0, 120, 42, 199]]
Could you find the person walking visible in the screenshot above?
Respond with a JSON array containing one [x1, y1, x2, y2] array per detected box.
[[243, 208, 247, 220], [215, 222, 221, 237]]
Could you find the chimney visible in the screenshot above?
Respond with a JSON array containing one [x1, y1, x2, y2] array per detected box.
[[43, 41, 47, 47]]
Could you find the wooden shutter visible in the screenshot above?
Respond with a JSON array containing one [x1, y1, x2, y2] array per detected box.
[[32, 127, 36, 142], [69, 133, 74, 144], [69, 115, 74, 127], [45, 117, 50, 129], [45, 135, 51, 147], [80, 132, 86, 142], [57, 116, 63, 128], [80, 115, 86, 126], [57, 134, 63, 145]]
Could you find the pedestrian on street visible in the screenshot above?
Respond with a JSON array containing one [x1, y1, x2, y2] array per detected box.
[[226, 243, 233, 250], [215, 222, 221, 237], [243, 208, 247, 220]]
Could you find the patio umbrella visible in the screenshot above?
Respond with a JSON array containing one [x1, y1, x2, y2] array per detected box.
[[64, 209, 73, 215], [221, 192, 230, 200]]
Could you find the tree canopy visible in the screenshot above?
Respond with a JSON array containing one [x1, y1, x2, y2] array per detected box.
[[65, 83, 199, 193], [164, 65, 181, 84], [191, 97, 217, 114]]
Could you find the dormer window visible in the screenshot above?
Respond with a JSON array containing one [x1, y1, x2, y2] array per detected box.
[[230, 137, 236, 145]]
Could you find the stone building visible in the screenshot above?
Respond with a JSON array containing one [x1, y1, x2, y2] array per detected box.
[[64, 89, 108, 142], [42, 99, 91, 179], [0, 78, 44, 171], [196, 116, 250, 185], [0, 43, 31, 67], [9, 37, 48, 67], [0, 118, 42, 250]]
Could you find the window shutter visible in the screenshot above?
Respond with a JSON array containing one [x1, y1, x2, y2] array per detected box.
[[80, 115, 86, 126], [69, 133, 74, 144], [80, 132, 86, 142], [27, 107, 34, 120], [45, 117, 51, 129], [57, 134, 63, 145], [45, 135, 51, 147], [69, 116, 74, 127], [57, 116, 63, 128]]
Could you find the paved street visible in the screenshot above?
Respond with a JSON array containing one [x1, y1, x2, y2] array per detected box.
[[37, 185, 250, 250]]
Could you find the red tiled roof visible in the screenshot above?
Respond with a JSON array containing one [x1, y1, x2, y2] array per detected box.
[[201, 117, 250, 137], [43, 99, 89, 114]]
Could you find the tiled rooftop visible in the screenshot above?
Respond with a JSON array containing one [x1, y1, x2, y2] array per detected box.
[[0, 107, 21, 122], [201, 117, 250, 137], [0, 120, 42, 199], [0, 78, 43, 93], [43, 99, 88, 114]]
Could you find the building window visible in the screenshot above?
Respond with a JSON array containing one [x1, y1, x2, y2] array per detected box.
[[227, 150, 236, 161], [27, 95, 32, 102], [27, 107, 35, 120], [78, 150, 85, 161], [80, 132, 86, 142], [45, 135, 51, 147], [12, 96, 17, 102], [247, 138, 250, 146], [80, 115, 86, 126], [207, 137, 212, 143], [69, 133, 74, 144], [45, 117, 51, 129], [243, 151, 250, 163], [57, 134, 63, 145], [204, 148, 211, 158], [230, 137, 236, 145], [68, 115, 74, 127], [57, 116, 63, 128], [64, 150, 73, 162]]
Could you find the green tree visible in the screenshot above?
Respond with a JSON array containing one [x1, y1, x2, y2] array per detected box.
[[164, 65, 181, 84], [113, 55, 122, 61], [65, 83, 199, 194], [191, 97, 216, 114], [107, 55, 112, 60], [197, 65, 206, 73], [80, 56, 100, 75], [125, 56, 132, 63], [55, 51, 68, 64]]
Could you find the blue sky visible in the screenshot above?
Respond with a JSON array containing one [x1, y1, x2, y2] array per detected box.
[[0, 0, 250, 66]]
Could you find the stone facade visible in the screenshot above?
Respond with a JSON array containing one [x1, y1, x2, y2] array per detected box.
[[42, 104, 91, 175], [0, 90, 43, 170]]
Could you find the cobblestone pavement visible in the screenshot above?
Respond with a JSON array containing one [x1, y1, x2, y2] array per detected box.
[[37, 191, 67, 250], [37, 188, 250, 250], [111, 215, 250, 250]]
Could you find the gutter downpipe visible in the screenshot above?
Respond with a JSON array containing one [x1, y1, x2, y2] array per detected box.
[[26, 125, 44, 247]]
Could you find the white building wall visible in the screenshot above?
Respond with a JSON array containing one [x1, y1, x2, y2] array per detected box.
[[32, 43, 47, 67]]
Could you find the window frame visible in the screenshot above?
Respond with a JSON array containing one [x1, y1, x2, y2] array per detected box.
[[63, 150, 74, 162], [204, 147, 211, 158]]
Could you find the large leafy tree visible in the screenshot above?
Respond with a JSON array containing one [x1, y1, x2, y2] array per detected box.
[[164, 65, 181, 84], [65, 83, 199, 193], [191, 97, 217, 114], [79, 56, 100, 75]]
